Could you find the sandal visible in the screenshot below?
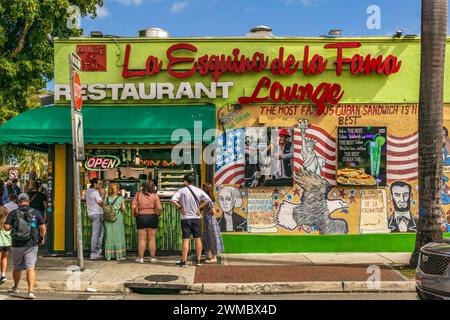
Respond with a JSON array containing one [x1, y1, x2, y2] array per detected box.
[[205, 258, 217, 264]]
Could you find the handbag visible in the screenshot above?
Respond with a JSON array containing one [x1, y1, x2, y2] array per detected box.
[[103, 196, 119, 222]]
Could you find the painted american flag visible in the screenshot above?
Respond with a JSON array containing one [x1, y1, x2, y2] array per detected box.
[[386, 131, 418, 183], [214, 128, 245, 186], [293, 125, 337, 185]]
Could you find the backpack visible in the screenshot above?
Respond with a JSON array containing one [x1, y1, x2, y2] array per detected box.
[[103, 197, 120, 222], [12, 208, 36, 243]]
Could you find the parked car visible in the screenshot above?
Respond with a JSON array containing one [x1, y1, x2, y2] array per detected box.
[[415, 238, 450, 300]]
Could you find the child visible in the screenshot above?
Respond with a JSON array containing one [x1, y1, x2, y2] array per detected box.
[[0, 205, 11, 284]]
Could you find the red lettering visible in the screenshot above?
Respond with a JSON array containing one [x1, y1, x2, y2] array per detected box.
[[122, 44, 146, 78], [145, 55, 162, 76], [324, 42, 361, 76], [238, 77, 270, 104], [166, 43, 198, 78], [325, 42, 401, 76], [238, 77, 344, 115]]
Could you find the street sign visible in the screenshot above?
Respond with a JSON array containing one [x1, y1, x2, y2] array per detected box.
[[73, 72, 83, 112], [74, 112, 85, 161], [71, 52, 81, 71], [8, 169, 18, 180]]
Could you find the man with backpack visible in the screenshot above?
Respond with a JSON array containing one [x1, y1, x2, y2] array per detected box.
[[3, 193, 46, 299], [171, 175, 211, 267]]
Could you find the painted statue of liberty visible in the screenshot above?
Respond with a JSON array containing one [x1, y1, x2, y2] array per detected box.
[[297, 119, 325, 175]]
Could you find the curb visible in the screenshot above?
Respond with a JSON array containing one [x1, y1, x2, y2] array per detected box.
[[0, 280, 131, 294], [0, 280, 416, 295], [188, 281, 416, 294]]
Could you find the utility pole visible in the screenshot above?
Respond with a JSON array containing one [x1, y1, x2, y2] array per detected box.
[[69, 52, 85, 270]]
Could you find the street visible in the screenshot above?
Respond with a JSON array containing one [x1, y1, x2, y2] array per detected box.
[[0, 291, 418, 300]]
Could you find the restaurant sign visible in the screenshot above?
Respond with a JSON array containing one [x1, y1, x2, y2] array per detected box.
[[56, 42, 402, 115], [84, 155, 121, 171]]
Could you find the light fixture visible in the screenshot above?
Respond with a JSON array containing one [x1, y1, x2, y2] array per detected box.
[[134, 149, 141, 165], [90, 31, 103, 38], [394, 30, 403, 38]]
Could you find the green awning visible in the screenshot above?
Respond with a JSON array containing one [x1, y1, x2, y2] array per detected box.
[[0, 104, 216, 145]]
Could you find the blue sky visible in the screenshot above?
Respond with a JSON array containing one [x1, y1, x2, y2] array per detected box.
[[82, 0, 423, 37], [47, 0, 425, 90]]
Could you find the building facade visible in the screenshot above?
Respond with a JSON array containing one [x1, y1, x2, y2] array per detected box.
[[1, 35, 450, 253]]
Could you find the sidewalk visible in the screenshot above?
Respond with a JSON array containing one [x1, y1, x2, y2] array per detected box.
[[0, 253, 415, 295]]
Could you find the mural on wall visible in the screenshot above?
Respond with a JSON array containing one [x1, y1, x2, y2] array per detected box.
[[247, 189, 277, 233], [336, 127, 387, 186], [359, 189, 390, 234], [443, 127, 450, 167], [443, 123, 450, 232], [442, 174, 450, 232], [214, 128, 245, 186], [293, 119, 336, 185], [213, 103, 423, 235], [277, 168, 349, 235], [386, 131, 418, 184], [244, 127, 294, 188], [216, 186, 247, 232], [387, 181, 417, 233]]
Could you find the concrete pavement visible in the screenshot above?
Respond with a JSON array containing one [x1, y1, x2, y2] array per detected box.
[[0, 292, 418, 300], [0, 253, 415, 295]]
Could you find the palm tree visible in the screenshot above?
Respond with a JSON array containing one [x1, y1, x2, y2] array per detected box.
[[19, 151, 47, 180], [410, 0, 448, 268]]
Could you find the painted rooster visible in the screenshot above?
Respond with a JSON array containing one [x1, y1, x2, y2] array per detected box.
[[277, 168, 349, 234]]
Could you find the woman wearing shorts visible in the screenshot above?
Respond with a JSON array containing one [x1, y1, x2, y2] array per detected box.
[[132, 181, 162, 263], [0, 206, 11, 283]]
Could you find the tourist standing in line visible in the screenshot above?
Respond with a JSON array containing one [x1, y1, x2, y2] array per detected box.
[[23, 171, 37, 193], [171, 175, 211, 267], [4, 193, 46, 299], [0, 180, 4, 206], [27, 181, 48, 223], [0, 206, 11, 284], [132, 181, 162, 263], [104, 183, 127, 261], [2, 180, 18, 205], [201, 183, 224, 264], [86, 178, 104, 260], [4, 194, 18, 213], [12, 179, 21, 195]]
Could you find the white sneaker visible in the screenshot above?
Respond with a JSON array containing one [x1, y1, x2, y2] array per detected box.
[[27, 292, 36, 300], [135, 257, 144, 264], [9, 286, 19, 294], [150, 257, 158, 263]]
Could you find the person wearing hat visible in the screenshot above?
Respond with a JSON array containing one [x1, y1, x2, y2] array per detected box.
[[273, 128, 294, 180], [3, 193, 46, 299], [2, 180, 18, 205]]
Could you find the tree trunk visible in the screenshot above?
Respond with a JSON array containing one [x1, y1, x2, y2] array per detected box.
[[410, 0, 448, 268]]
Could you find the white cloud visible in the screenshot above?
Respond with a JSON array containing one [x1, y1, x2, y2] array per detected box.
[[279, 0, 322, 6], [96, 5, 110, 18], [170, 1, 188, 14], [116, 0, 144, 5]]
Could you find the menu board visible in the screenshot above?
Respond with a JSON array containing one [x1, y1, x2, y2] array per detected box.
[[337, 127, 387, 186]]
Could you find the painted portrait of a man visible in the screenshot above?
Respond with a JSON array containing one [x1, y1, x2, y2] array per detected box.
[[388, 181, 417, 233]]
